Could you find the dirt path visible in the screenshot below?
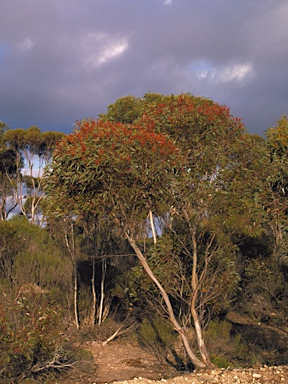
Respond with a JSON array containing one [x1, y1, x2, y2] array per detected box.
[[90, 340, 173, 383], [61, 339, 288, 384]]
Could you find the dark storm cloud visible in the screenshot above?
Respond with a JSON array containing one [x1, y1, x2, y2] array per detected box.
[[0, 0, 287, 135]]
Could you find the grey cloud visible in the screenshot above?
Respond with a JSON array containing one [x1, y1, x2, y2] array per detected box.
[[0, 0, 287, 135]]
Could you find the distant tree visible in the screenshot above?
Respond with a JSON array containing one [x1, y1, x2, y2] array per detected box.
[[0, 121, 9, 143], [0, 149, 19, 220], [0, 122, 19, 220], [3, 127, 64, 223]]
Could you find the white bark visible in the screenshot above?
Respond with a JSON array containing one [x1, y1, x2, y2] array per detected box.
[[149, 210, 157, 244], [98, 258, 107, 325], [125, 231, 206, 368]]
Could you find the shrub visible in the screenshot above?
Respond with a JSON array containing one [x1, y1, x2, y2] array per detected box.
[[205, 319, 252, 367], [0, 293, 72, 382], [137, 316, 177, 363]]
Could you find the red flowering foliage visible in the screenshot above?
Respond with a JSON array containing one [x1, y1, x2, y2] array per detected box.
[[138, 94, 244, 147], [47, 94, 247, 224], [133, 94, 245, 177], [47, 118, 180, 219]]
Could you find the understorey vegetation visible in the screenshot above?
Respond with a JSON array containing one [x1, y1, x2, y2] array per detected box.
[[0, 96, 288, 381]]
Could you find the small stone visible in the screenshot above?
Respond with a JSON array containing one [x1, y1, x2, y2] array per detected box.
[[252, 373, 261, 378]]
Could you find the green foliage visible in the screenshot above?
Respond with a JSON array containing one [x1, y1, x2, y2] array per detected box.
[[3, 126, 64, 157], [266, 115, 288, 159], [100, 95, 143, 124], [1, 126, 64, 223], [0, 216, 98, 381], [145, 235, 184, 295], [206, 319, 232, 343], [0, 147, 18, 175], [113, 232, 240, 328], [100, 93, 166, 124], [0, 293, 70, 381], [240, 251, 287, 323], [0, 121, 10, 146], [0, 217, 72, 303], [137, 315, 177, 362], [112, 261, 154, 315], [0, 122, 20, 219], [139, 316, 177, 348], [45, 118, 179, 232], [205, 320, 250, 367], [264, 116, 288, 263]]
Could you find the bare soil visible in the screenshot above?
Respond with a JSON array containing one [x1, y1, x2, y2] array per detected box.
[[60, 339, 288, 384]]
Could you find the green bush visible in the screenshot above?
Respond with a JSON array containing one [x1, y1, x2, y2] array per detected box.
[[137, 315, 177, 363], [0, 217, 72, 311], [0, 294, 71, 382], [205, 319, 252, 367], [210, 355, 231, 369]]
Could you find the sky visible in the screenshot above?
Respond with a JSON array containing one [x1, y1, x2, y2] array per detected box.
[[0, 1, 287, 137]]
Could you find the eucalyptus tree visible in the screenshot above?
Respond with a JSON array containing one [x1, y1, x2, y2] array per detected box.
[[3, 127, 63, 223], [45, 94, 265, 368], [0, 148, 19, 220], [45, 118, 210, 366], [134, 94, 267, 365], [0, 122, 19, 220]]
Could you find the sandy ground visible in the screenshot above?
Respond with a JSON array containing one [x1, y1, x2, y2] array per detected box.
[[111, 366, 288, 384], [61, 339, 288, 384]]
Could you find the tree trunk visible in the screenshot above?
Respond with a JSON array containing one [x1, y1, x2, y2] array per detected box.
[[191, 297, 213, 367], [64, 223, 80, 330], [90, 256, 97, 328], [98, 258, 107, 325], [125, 232, 206, 369], [149, 210, 157, 244], [191, 230, 214, 367], [73, 262, 80, 330]]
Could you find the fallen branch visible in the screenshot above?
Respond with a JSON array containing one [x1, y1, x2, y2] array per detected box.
[[102, 321, 137, 346]]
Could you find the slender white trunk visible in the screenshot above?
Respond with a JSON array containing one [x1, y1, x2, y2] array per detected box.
[[90, 256, 97, 328], [191, 230, 213, 367], [65, 224, 80, 330], [125, 232, 206, 368], [149, 210, 157, 244], [73, 263, 80, 330], [98, 258, 106, 325]]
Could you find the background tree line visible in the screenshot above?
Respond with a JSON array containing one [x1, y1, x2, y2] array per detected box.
[[0, 94, 288, 381]]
